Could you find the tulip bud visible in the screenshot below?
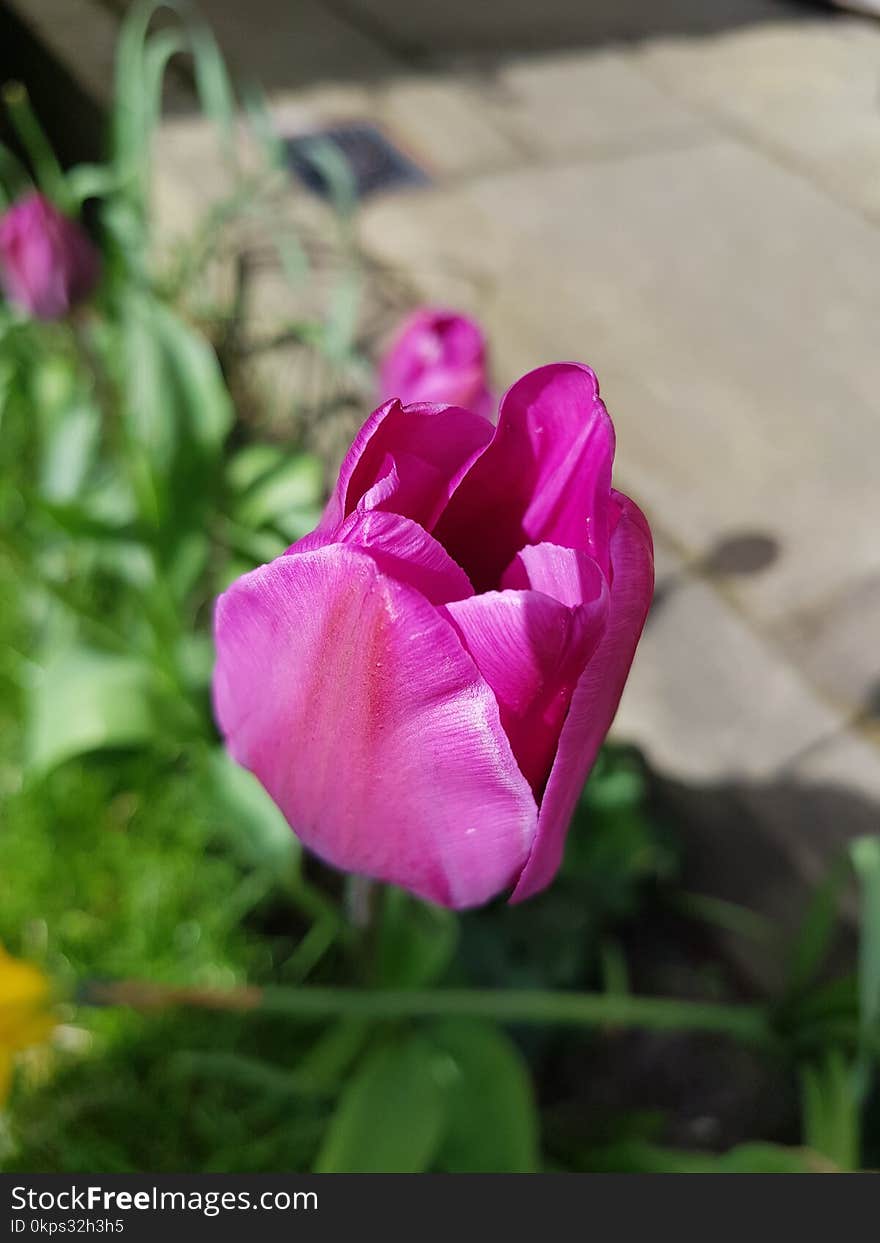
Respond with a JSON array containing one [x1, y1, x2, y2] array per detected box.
[[0, 191, 100, 321], [379, 307, 493, 417]]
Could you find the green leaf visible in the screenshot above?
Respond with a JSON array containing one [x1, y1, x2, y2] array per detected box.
[[29, 495, 142, 545], [323, 271, 362, 363], [299, 138, 358, 220], [712, 1142, 815, 1174], [599, 937, 630, 998], [120, 294, 231, 544], [227, 443, 286, 493], [173, 633, 214, 696], [376, 888, 458, 988], [112, 0, 156, 188], [851, 835, 880, 1098], [39, 402, 100, 503], [189, 19, 236, 158], [112, 2, 189, 197], [2, 83, 68, 209], [800, 1049, 859, 1171], [64, 163, 122, 207], [430, 1019, 539, 1173], [297, 1020, 371, 1092], [25, 648, 162, 776], [581, 1140, 812, 1173], [314, 1036, 448, 1173], [110, 1, 236, 249], [164, 530, 211, 604], [149, 301, 233, 455], [121, 293, 174, 473], [203, 748, 296, 870], [240, 82, 286, 172], [0, 139, 31, 205], [216, 524, 287, 578], [785, 855, 848, 998], [672, 890, 772, 946], [234, 453, 324, 537], [143, 29, 188, 137]]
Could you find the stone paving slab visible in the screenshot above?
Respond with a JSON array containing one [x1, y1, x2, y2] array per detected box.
[[272, 75, 528, 181], [5, 0, 122, 108], [614, 537, 846, 781], [788, 729, 880, 809], [485, 49, 710, 160], [372, 76, 523, 178], [335, 0, 789, 54], [362, 137, 880, 662], [6, 0, 397, 114], [637, 16, 880, 221], [5, 0, 193, 112], [266, 48, 711, 186], [195, 0, 398, 88], [777, 573, 880, 719]]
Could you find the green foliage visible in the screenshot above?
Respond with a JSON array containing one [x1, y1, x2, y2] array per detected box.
[[202, 747, 299, 873], [800, 1050, 860, 1172], [375, 889, 458, 989], [579, 1141, 815, 1174], [784, 856, 850, 1001], [24, 647, 164, 777], [313, 1021, 539, 1173], [314, 1036, 448, 1173], [852, 837, 880, 1093], [431, 1020, 539, 1173], [227, 445, 324, 543], [1, 83, 68, 209]]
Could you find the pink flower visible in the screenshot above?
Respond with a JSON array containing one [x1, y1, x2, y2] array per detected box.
[[0, 192, 100, 321], [378, 308, 493, 417], [213, 363, 653, 909]]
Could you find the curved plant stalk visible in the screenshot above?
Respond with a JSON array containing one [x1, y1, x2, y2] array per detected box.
[[81, 978, 772, 1045]]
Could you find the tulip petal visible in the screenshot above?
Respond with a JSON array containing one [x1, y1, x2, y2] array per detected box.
[[214, 546, 536, 908], [357, 450, 450, 533], [442, 576, 607, 793], [435, 362, 615, 590], [501, 541, 607, 609], [319, 399, 493, 534], [510, 493, 654, 902], [289, 509, 473, 604]]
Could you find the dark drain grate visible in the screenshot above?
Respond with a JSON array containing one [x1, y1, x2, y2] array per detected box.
[[284, 123, 430, 201]]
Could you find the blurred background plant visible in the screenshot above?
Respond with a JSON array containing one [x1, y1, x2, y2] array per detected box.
[[1, 0, 879, 1175]]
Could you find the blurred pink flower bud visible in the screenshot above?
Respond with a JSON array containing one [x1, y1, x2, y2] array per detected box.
[[0, 191, 100, 321], [378, 307, 493, 417], [214, 363, 653, 909]]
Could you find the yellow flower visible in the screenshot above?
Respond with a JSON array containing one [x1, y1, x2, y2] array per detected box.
[[0, 945, 55, 1105]]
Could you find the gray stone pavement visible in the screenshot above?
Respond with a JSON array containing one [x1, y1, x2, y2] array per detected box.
[[8, 0, 880, 933]]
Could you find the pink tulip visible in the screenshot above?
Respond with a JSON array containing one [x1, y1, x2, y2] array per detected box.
[[378, 308, 493, 417], [213, 362, 653, 909], [0, 192, 100, 321]]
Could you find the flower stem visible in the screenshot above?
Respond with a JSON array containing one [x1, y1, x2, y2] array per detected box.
[[81, 980, 772, 1045]]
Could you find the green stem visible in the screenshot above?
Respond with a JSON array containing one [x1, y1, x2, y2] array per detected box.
[[82, 980, 772, 1045], [259, 988, 772, 1044]]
